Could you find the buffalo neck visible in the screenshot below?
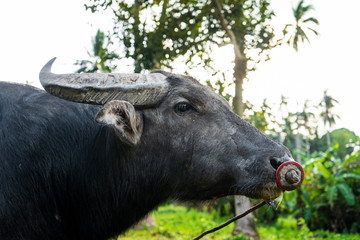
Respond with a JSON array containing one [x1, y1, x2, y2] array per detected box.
[[57, 124, 172, 239]]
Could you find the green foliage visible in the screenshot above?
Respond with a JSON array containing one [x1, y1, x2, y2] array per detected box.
[[120, 204, 250, 239], [206, 73, 233, 103], [84, 0, 281, 74], [75, 29, 119, 73], [258, 218, 359, 240], [313, 128, 360, 160], [244, 99, 277, 134], [259, 143, 360, 232], [203, 91, 358, 234], [119, 204, 359, 239], [85, 0, 210, 72]]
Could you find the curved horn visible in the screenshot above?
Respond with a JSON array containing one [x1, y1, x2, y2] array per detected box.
[[39, 58, 170, 107]]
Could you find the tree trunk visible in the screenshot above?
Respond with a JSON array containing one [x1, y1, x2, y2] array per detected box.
[[294, 111, 302, 163], [133, 214, 157, 230], [153, 0, 168, 70], [133, 0, 142, 73], [232, 47, 246, 117], [232, 196, 260, 239], [326, 131, 331, 146], [295, 132, 302, 163], [305, 138, 310, 157]]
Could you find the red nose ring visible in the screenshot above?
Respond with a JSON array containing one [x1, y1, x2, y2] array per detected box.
[[276, 161, 304, 191]]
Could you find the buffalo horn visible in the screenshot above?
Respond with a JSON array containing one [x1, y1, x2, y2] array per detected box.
[[39, 58, 170, 107]]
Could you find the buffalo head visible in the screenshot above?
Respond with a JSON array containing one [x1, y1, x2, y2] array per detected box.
[[40, 58, 300, 202]]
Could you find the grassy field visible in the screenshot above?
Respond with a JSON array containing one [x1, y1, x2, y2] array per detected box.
[[118, 204, 360, 240]]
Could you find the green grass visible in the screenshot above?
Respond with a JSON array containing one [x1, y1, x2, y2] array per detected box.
[[118, 204, 360, 240]]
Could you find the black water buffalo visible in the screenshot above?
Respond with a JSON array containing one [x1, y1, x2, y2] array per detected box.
[[0, 58, 298, 240]]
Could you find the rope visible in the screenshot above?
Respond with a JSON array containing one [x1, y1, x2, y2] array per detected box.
[[192, 201, 266, 240]]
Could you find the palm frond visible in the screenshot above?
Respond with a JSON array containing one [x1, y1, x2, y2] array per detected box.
[[293, 0, 305, 20], [293, 34, 299, 51], [297, 27, 310, 43], [304, 17, 319, 25], [299, 5, 314, 18], [307, 27, 319, 36]]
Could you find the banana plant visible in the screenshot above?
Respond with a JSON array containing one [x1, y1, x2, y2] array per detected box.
[[304, 144, 360, 207]]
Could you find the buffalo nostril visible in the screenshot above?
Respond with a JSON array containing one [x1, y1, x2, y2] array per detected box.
[[270, 158, 282, 170], [285, 169, 300, 184]]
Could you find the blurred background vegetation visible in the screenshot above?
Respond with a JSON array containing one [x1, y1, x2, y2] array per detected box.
[[75, 0, 360, 239]]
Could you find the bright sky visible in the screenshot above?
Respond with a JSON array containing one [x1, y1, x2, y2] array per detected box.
[[0, 0, 359, 136]]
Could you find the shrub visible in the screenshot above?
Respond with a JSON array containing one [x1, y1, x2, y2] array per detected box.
[[258, 142, 360, 232]]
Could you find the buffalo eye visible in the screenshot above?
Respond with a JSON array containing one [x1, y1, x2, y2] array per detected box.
[[174, 102, 196, 114]]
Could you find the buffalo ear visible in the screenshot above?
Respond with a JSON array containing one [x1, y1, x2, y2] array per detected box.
[[95, 100, 143, 146]]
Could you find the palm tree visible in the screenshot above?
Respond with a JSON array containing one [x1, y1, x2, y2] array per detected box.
[[298, 100, 315, 156], [320, 90, 340, 146], [294, 107, 302, 163], [75, 29, 119, 73], [284, 0, 319, 51]]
